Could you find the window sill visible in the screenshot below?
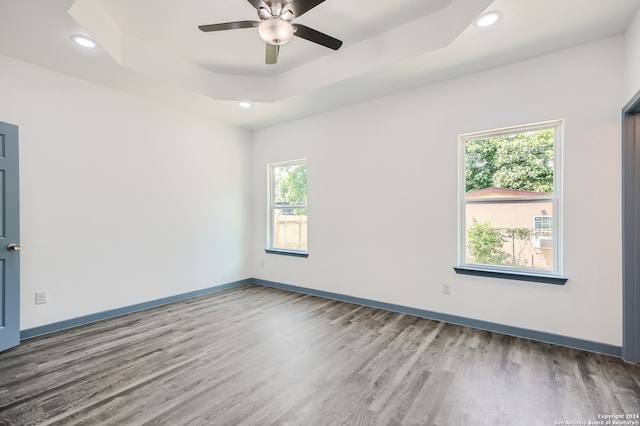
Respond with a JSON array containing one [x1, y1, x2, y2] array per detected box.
[[453, 266, 567, 285], [265, 249, 309, 258]]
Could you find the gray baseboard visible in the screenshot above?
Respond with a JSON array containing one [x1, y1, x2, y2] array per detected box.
[[20, 277, 622, 358], [253, 279, 622, 358], [20, 279, 252, 340]]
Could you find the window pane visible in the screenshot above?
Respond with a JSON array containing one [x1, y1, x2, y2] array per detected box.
[[273, 163, 307, 206], [465, 201, 553, 271], [465, 128, 554, 194], [270, 161, 308, 252], [273, 207, 307, 251]]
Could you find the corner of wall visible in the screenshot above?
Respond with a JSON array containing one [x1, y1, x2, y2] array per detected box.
[[625, 5, 640, 100]]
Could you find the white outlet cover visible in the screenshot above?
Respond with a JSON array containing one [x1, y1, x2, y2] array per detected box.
[[35, 291, 47, 304]]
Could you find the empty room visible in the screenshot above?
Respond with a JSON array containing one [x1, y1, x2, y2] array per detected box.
[[1, 0, 640, 424]]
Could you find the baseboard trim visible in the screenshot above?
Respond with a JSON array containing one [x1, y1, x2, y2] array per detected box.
[[20, 279, 252, 340], [20, 277, 622, 358], [253, 279, 622, 358]]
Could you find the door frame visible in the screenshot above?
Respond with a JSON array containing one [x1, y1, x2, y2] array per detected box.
[[622, 90, 640, 363]]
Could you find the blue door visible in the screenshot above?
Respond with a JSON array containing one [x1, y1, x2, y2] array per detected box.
[[0, 121, 20, 352]]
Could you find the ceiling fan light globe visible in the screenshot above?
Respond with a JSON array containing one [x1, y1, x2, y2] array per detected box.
[[258, 18, 294, 45]]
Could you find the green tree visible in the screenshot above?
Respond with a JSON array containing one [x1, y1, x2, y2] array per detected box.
[[275, 163, 307, 214], [467, 221, 535, 267], [504, 227, 533, 266], [465, 137, 498, 192], [466, 129, 554, 192], [466, 219, 509, 265]]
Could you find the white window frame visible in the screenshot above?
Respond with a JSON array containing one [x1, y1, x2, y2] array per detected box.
[[458, 120, 563, 277], [267, 159, 308, 255]]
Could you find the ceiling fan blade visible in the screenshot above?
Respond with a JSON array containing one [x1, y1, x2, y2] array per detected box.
[[285, 0, 326, 18], [199, 21, 258, 32], [293, 24, 342, 50], [266, 43, 279, 64], [246, 0, 269, 11]]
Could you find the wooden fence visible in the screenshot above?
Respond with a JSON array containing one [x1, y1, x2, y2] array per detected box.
[[274, 215, 307, 250]]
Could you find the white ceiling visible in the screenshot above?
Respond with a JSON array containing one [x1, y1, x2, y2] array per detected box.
[[0, 0, 638, 130]]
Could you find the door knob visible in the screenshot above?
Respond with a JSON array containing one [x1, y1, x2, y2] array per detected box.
[[7, 243, 20, 252]]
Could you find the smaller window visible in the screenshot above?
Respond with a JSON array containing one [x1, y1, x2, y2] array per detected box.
[[532, 216, 553, 249], [533, 216, 552, 234], [268, 160, 308, 255]]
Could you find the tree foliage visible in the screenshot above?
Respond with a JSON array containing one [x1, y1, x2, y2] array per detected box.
[[466, 219, 509, 265], [275, 164, 307, 214], [504, 227, 533, 266], [466, 129, 554, 193], [467, 220, 534, 267]]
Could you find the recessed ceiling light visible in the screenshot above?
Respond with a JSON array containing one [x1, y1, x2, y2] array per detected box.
[[475, 11, 502, 28], [71, 35, 97, 49], [239, 101, 251, 109]]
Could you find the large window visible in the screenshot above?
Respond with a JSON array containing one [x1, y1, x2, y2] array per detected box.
[[268, 159, 308, 255], [459, 121, 562, 276]]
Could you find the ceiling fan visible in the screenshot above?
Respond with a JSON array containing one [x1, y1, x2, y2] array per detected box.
[[199, 0, 343, 64]]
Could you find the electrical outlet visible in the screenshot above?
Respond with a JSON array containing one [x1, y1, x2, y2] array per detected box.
[[260, 259, 264, 267], [442, 283, 451, 295], [35, 291, 47, 305]]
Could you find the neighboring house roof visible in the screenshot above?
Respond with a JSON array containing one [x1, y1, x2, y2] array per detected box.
[[466, 187, 551, 199]]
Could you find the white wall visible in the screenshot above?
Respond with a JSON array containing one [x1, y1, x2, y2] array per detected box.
[[1, 35, 627, 343], [625, 6, 640, 100], [0, 54, 252, 330], [252, 37, 625, 346]]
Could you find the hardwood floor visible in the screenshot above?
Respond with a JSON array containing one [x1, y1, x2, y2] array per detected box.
[[0, 284, 639, 425]]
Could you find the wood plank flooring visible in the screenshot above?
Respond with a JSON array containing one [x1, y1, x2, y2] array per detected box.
[[0, 284, 639, 425]]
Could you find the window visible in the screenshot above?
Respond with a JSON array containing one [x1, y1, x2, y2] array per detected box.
[[534, 216, 553, 233], [267, 159, 308, 256], [458, 121, 562, 277]]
